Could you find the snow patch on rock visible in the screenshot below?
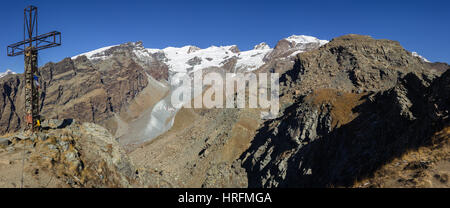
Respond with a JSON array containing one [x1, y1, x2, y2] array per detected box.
[[412, 52, 430, 63], [72, 45, 119, 60], [286, 35, 329, 47], [0, 69, 16, 78]]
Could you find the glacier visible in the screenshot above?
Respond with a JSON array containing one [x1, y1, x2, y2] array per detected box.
[[71, 35, 332, 144]]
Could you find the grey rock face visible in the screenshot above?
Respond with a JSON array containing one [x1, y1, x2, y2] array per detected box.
[[241, 95, 334, 187], [229, 45, 240, 53], [187, 46, 201, 54], [242, 71, 449, 187], [253, 42, 270, 50], [187, 56, 202, 66], [0, 138, 10, 146], [41, 119, 64, 129]]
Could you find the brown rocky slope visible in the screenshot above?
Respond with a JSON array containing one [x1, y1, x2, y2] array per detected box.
[[0, 42, 169, 136]]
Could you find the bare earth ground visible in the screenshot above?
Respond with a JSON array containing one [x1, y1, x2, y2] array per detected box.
[[0, 142, 68, 188], [129, 106, 261, 187]]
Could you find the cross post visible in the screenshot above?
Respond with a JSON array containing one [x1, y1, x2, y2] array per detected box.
[[7, 5, 62, 132]]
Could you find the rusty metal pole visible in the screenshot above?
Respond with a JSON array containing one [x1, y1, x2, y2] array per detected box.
[[24, 47, 39, 132]]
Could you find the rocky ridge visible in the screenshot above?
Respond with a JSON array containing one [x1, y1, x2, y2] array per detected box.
[[0, 47, 166, 136]]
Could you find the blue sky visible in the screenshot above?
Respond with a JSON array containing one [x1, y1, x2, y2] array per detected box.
[[1, 0, 449, 73]]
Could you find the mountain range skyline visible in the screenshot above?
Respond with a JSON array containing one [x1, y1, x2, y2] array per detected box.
[[0, 33, 438, 74], [1, 0, 450, 73]]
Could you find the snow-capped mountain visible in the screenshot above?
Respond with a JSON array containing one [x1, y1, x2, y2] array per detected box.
[[0, 69, 16, 78], [72, 35, 328, 76], [70, 35, 329, 142], [72, 45, 119, 61]]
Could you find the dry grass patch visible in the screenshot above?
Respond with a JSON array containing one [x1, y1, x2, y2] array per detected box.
[[305, 89, 367, 128], [354, 126, 450, 188]]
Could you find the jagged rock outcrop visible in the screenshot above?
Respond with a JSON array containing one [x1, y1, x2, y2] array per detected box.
[[0, 119, 139, 188], [254, 42, 270, 50], [241, 69, 449, 187]]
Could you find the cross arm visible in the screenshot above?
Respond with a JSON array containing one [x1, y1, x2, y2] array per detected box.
[[7, 31, 61, 57]]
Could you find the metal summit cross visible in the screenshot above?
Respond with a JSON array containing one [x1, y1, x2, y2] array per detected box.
[[7, 5, 61, 132]]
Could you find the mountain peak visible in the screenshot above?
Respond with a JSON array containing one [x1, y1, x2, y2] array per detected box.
[[72, 45, 118, 60], [254, 42, 270, 50], [187, 46, 201, 54], [285, 35, 329, 46]]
